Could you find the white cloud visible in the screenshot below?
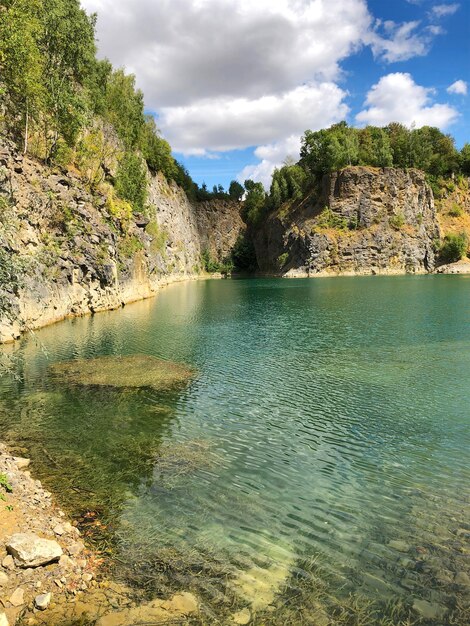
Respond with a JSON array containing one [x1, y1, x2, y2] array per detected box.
[[367, 20, 435, 62], [447, 80, 468, 95], [238, 136, 303, 189], [356, 72, 459, 128], [83, 0, 370, 107], [430, 3, 460, 18], [160, 83, 348, 155]]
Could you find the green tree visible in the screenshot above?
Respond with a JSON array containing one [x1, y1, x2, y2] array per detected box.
[[0, 0, 45, 152], [243, 180, 266, 225], [115, 152, 148, 213], [139, 115, 177, 179], [460, 144, 470, 175], [228, 180, 244, 201], [104, 69, 145, 149]]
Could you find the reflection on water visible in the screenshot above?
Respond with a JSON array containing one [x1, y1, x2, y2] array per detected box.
[[0, 277, 469, 624]]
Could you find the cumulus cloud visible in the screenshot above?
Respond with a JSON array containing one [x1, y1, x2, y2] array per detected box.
[[160, 83, 348, 154], [430, 3, 460, 18], [356, 73, 459, 128], [367, 20, 436, 62], [82, 0, 370, 107], [447, 79, 468, 95]]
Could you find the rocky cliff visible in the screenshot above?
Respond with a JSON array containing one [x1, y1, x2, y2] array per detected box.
[[0, 141, 244, 342], [254, 166, 440, 276]]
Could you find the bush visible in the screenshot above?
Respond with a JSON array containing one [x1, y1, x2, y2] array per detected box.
[[448, 204, 463, 217], [317, 207, 348, 230], [439, 233, 468, 263], [389, 213, 405, 230]]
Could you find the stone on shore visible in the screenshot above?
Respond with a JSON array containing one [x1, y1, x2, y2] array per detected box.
[[9, 587, 25, 607], [0, 613, 9, 626], [6, 533, 63, 568], [35, 592, 52, 611]]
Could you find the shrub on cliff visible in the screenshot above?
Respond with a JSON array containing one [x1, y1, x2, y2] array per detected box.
[[439, 233, 468, 263]]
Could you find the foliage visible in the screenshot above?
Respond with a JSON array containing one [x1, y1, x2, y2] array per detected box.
[[118, 234, 144, 259], [270, 164, 308, 208], [448, 204, 463, 217], [439, 233, 468, 263], [115, 152, 148, 213], [242, 179, 266, 225], [201, 249, 234, 274], [389, 213, 405, 230], [316, 207, 349, 230], [300, 122, 460, 180], [230, 234, 258, 272], [460, 143, 470, 175], [105, 189, 133, 223], [229, 180, 244, 201], [145, 221, 167, 255], [0, 473, 13, 493], [278, 252, 289, 269]]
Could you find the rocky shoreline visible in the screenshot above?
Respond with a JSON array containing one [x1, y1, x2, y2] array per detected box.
[[0, 443, 199, 626]]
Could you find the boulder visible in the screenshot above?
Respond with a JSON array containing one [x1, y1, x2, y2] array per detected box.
[[6, 533, 63, 568]]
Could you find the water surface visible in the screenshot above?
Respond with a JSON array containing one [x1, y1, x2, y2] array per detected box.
[[1, 277, 469, 624]]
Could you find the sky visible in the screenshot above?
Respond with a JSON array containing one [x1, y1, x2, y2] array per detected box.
[[81, 0, 470, 190]]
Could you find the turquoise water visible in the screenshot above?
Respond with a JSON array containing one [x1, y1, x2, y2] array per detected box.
[[1, 277, 469, 624]]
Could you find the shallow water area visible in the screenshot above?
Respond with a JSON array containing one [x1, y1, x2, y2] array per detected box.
[[0, 277, 469, 624]]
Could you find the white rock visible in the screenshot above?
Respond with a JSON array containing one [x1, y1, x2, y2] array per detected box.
[[9, 587, 25, 607], [53, 524, 65, 536], [12, 457, 30, 470], [0, 612, 9, 626], [6, 533, 63, 568], [35, 592, 52, 611], [2, 555, 14, 570], [0, 572, 9, 586]]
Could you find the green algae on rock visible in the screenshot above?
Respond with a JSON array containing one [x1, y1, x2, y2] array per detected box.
[[48, 355, 195, 391]]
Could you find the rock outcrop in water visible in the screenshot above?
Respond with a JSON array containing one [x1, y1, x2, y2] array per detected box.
[[0, 140, 245, 343], [254, 166, 441, 276]]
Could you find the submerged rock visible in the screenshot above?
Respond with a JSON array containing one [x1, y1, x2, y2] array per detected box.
[[95, 591, 199, 626], [412, 598, 447, 620], [232, 607, 251, 624], [49, 355, 194, 391], [6, 533, 63, 568]]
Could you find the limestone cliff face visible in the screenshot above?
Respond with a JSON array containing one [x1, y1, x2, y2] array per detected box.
[[0, 141, 244, 342], [254, 167, 440, 276]]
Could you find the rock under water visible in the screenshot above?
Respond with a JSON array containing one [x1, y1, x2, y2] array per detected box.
[[48, 355, 195, 391]]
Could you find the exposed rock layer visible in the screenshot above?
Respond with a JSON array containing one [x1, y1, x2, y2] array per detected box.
[[254, 167, 440, 276], [0, 141, 244, 342]]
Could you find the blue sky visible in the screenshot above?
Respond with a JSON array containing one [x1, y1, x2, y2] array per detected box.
[[84, 0, 469, 190]]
